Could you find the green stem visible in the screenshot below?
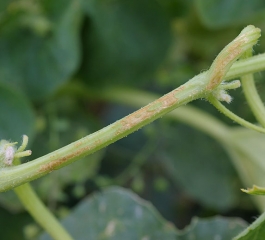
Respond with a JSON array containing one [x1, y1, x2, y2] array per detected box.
[[0, 77, 204, 192], [101, 88, 230, 143], [226, 53, 265, 80], [59, 52, 265, 99], [240, 51, 265, 127], [13, 156, 72, 240], [14, 183, 73, 240], [0, 25, 261, 192], [208, 95, 265, 134], [205, 25, 261, 91]]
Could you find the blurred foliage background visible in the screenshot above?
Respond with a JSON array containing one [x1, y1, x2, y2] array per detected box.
[[1, 0, 265, 239]]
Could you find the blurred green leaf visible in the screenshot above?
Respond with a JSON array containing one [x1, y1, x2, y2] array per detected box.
[[159, 123, 240, 210], [30, 96, 105, 202], [179, 216, 247, 240], [225, 128, 265, 211], [195, 0, 265, 29], [81, 0, 171, 87], [0, 95, 104, 211], [157, 0, 192, 18], [0, 190, 23, 213], [0, 83, 35, 142], [0, 0, 83, 100], [39, 187, 247, 240], [0, 206, 31, 240], [39, 187, 177, 240], [234, 211, 265, 240]]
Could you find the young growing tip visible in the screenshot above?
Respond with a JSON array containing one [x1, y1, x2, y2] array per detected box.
[[206, 25, 261, 91]]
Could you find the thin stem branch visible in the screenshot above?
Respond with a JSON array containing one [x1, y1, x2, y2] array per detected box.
[[208, 95, 265, 134], [240, 51, 265, 127], [226, 53, 265, 80], [14, 183, 73, 240], [13, 141, 73, 240]]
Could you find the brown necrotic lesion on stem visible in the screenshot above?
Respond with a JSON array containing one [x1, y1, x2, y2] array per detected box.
[[206, 26, 260, 91], [206, 42, 242, 90], [117, 87, 182, 133]]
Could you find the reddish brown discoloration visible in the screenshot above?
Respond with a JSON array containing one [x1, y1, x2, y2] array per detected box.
[[39, 84, 185, 173], [115, 85, 184, 136], [38, 146, 91, 173], [74, 141, 82, 147], [206, 39, 244, 90]]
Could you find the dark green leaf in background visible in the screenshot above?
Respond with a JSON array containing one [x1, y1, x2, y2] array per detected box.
[[179, 216, 247, 240], [0, 1, 264, 239], [81, 0, 171, 87], [39, 187, 247, 240], [0, 82, 35, 142], [234, 211, 265, 240], [159, 123, 241, 211], [0, 207, 31, 240], [40, 187, 177, 240], [224, 128, 265, 211], [28, 96, 105, 203], [0, 0, 82, 100], [0, 95, 105, 212], [195, 0, 265, 29], [156, 0, 192, 19]]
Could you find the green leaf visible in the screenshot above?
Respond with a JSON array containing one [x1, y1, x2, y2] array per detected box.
[[0, 83, 35, 142], [0, 95, 104, 211], [179, 216, 247, 240], [160, 123, 240, 210], [195, 0, 265, 29], [39, 187, 247, 240], [234, 211, 265, 240], [81, 0, 171, 87], [0, 190, 23, 213], [241, 185, 265, 196], [0, 0, 82, 100], [39, 187, 177, 240], [0, 207, 30, 240], [29, 96, 105, 202], [225, 128, 265, 210]]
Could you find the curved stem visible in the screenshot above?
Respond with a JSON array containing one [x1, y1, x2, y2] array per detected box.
[[208, 95, 265, 134], [241, 77, 265, 126], [240, 51, 265, 127], [14, 183, 73, 240], [205, 25, 260, 91]]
